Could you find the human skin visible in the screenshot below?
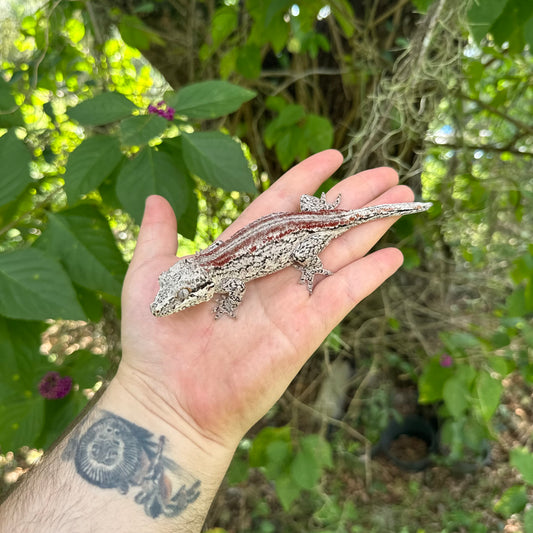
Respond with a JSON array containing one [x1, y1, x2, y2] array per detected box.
[[0, 150, 415, 532]]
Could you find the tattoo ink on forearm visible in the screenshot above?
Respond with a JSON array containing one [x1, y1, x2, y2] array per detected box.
[[61, 410, 200, 519]]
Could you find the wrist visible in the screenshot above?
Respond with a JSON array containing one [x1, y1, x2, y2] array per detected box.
[[98, 374, 236, 493]]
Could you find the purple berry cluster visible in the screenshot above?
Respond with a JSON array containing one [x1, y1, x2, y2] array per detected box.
[[38, 371, 73, 399], [147, 100, 175, 121]]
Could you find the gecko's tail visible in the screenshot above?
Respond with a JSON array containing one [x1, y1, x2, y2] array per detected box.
[[347, 201, 433, 225]]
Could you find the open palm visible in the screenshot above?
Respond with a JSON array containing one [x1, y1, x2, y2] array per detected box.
[[118, 150, 414, 450]]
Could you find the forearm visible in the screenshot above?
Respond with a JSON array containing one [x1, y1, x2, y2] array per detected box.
[[0, 379, 235, 533]]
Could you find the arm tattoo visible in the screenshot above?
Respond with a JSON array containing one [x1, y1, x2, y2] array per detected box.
[[61, 411, 200, 519]]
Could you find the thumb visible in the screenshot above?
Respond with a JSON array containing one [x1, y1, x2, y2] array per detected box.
[[130, 195, 178, 266]]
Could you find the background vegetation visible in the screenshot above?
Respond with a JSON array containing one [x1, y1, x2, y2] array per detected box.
[[0, 0, 532, 531]]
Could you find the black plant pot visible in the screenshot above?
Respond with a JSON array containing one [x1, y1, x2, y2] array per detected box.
[[373, 415, 438, 472]]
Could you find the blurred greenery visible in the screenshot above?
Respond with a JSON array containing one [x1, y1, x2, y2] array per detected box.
[[0, 0, 532, 531]]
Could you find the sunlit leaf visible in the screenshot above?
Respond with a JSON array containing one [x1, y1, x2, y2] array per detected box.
[[67, 92, 137, 126], [166, 81, 256, 119]]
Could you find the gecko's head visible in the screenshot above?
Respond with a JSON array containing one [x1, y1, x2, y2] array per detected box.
[[150, 259, 215, 317]]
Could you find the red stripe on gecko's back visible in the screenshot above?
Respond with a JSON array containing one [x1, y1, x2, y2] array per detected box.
[[198, 210, 354, 268]]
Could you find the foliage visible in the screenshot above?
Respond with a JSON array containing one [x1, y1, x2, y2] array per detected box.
[[0, 5, 256, 453], [0, 0, 532, 530]]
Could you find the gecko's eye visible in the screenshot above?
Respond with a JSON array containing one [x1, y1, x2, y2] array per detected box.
[[177, 288, 190, 300]]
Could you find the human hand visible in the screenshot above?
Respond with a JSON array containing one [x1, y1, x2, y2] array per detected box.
[[118, 149, 413, 453]]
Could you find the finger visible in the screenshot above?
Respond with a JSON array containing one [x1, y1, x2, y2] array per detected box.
[[312, 247, 404, 326], [130, 195, 178, 267], [326, 166, 400, 208], [221, 150, 344, 238], [320, 184, 415, 270]]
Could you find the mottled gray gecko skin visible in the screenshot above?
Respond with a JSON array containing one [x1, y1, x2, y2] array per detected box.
[[150, 193, 432, 319]]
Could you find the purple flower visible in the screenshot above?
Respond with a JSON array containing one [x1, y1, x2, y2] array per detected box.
[[440, 354, 453, 368], [38, 371, 73, 399], [147, 101, 175, 121]]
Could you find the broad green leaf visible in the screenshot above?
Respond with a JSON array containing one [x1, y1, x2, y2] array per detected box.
[[0, 131, 31, 207], [467, 0, 507, 43], [67, 92, 137, 126], [35, 205, 127, 297], [510, 447, 533, 485], [211, 6, 238, 46], [264, 440, 292, 479], [166, 81, 256, 120], [120, 114, 169, 146], [303, 114, 333, 153], [494, 485, 528, 517], [0, 394, 45, 451], [62, 349, 111, 389], [36, 390, 88, 450], [0, 248, 85, 320], [158, 138, 199, 240], [181, 131, 255, 192], [0, 77, 23, 127], [236, 44, 262, 79], [476, 371, 503, 421], [0, 317, 45, 397], [249, 426, 292, 467], [116, 147, 191, 224], [418, 356, 454, 403], [118, 14, 164, 50], [291, 448, 321, 490], [442, 377, 469, 418], [275, 473, 302, 511], [301, 434, 333, 468], [64, 135, 123, 203]]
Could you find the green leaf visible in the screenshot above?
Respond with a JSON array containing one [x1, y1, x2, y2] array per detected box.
[[291, 448, 321, 490], [68, 92, 137, 126], [120, 114, 169, 146], [476, 371, 503, 422], [494, 485, 528, 517], [236, 44, 262, 79], [62, 349, 111, 389], [443, 377, 470, 418], [0, 394, 45, 451], [0, 77, 23, 127], [418, 356, 454, 403], [275, 473, 302, 511], [166, 81, 256, 120], [0, 317, 45, 396], [249, 426, 292, 467], [35, 205, 127, 297], [118, 14, 164, 50], [303, 114, 333, 153], [411, 0, 435, 13], [510, 447, 533, 485], [506, 286, 533, 317], [467, 0, 507, 43], [0, 131, 32, 207], [264, 440, 292, 479], [64, 135, 123, 203], [301, 434, 333, 468], [116, 147, 191, 224], [181, 131, 255, 192], [0, 248, 85, 320], [211, 6, 238, 46]]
